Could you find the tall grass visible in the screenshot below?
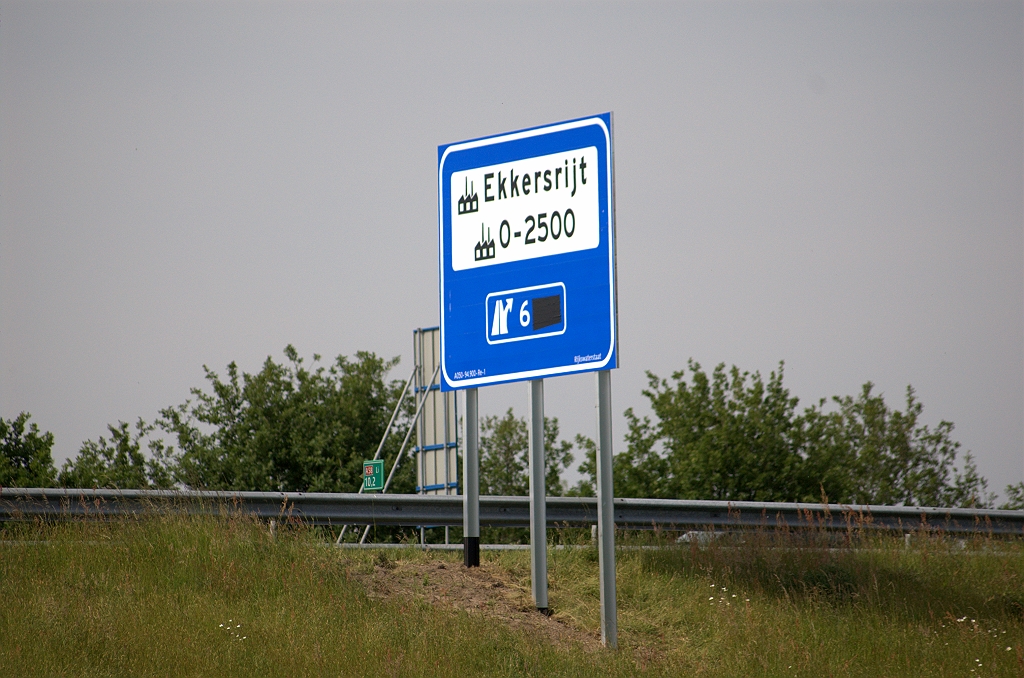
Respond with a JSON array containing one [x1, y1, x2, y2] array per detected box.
[[0, 511, 632, 677], [2, 511, 1023, 676], [501, 528, 1024, 676]]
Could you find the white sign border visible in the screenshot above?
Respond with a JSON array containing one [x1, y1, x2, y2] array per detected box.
[[438, 116, 616, 389]]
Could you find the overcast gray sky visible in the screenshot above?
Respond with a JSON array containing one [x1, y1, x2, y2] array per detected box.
[[2, 1, 1021, 496]]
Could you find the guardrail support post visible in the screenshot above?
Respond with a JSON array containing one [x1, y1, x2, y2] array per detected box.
[[596, 369, 618, 648], [528, 379, 548, 612], [463, 388, 480, 567]]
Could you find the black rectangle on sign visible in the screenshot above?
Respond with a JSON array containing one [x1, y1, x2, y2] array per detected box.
[[532, 294, 562, 331]]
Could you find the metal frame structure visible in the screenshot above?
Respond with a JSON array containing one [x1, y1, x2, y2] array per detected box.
[[413, 327, 460, 545], [413, 327, 459, 498]]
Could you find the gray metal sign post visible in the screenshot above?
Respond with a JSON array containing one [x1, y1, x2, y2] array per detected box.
[[528, 379, 549, 612], [463, 388, 480, 567], [596, 369, 618, 647]]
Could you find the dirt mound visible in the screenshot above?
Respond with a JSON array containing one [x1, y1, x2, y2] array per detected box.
[[347, 552, 602, 652]]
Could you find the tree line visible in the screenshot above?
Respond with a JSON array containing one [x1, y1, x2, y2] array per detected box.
[[3, 346, 1021, 510]]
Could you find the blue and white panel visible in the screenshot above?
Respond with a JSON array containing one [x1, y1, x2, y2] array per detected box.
[[438, 114, 617, 390]]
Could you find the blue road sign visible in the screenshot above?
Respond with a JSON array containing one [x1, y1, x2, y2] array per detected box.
[[438, 114, 617, 390]]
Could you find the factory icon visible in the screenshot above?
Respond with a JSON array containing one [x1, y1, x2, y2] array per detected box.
[[457, 178, 479, 215], [474, 224, 495, 262]]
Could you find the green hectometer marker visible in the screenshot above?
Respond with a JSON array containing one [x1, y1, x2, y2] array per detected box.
[[363, 459, 384, 492]]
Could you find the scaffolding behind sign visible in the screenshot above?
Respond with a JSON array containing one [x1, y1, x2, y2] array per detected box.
[[413, 327, 459, 496]]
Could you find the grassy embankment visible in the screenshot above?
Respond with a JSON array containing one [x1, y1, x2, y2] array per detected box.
[[1, 509, 1022, 677]]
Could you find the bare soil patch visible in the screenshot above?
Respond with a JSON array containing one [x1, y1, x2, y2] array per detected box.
[[346, 551, 603, 652]]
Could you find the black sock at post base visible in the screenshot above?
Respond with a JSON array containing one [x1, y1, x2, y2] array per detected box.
[[463, 536, 480, 567]]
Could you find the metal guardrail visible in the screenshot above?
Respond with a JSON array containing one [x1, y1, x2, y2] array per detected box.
[[2, 489, 1024, 536], [2, 488, 1023, 535]]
